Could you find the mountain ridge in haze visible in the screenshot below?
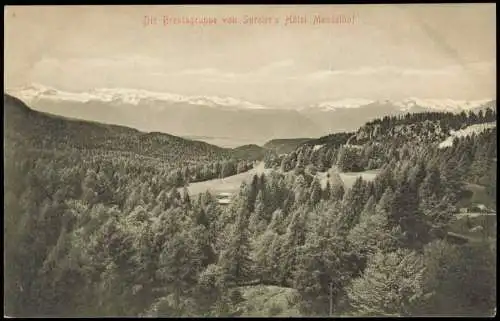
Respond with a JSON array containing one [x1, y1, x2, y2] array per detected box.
[[7, 84, 495, 146], [9, 83, 495, 112]]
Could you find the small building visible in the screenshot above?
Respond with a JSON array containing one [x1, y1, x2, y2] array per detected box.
[[477, 204, 487, 211], [470, 204, 490, 213], [216, 192, 233, 205], [469, 226, 484, 233], [217, 198, 231, 205], [445, 232, 469, 245]]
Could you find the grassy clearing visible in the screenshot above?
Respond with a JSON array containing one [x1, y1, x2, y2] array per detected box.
[[185, 164, 381, 197], [339, 170, 380, 189], [439, 122, 496, 149], [317, 169, 380, 189], [182, 162, 271, 196]]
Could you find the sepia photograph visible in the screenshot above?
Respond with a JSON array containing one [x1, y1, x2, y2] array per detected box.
[[3, 4, 497, 317]]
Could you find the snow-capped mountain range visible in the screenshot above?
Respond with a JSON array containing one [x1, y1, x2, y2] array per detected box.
[[6, 83, 268, 110], [306, 97, 493, 112], [4, 83, 496, 146], [6, 83, 495, 113], [393, 98, 494, 112]]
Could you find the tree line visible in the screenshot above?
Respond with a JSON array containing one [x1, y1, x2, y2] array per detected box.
[[266, 108, 496, 176]]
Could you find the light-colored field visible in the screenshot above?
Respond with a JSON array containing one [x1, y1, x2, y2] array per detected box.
[[182, 162, 271, 196], [317, 169, 380, 189], [439, 122, 496, 149], [183, 162, 380, 197]]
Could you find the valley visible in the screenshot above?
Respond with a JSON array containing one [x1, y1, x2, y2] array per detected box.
[[182, 135, 270, 148]]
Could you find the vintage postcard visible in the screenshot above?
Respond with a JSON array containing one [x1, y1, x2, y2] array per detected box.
[[3, 4, 496, 317]]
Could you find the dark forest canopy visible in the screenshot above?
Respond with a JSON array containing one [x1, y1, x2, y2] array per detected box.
[[4, 94, 265, 185], [4, 94, 497, 317]]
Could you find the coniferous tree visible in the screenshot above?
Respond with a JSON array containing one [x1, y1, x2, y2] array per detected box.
[[279, 209, 307, 285], [328, 170, 345, 202], [218, 207, 253, 284], [309, 177, 322, 206], [323, 181, 332, 200], [346, 249, 429, 316], [339, 177, 366, 232]]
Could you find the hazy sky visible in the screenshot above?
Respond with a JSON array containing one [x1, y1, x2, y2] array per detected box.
[[4, 4, 496, 107]]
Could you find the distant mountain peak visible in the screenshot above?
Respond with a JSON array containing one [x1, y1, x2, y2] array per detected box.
[[393, 97, 494, 112], [307, 98, 376, 111]]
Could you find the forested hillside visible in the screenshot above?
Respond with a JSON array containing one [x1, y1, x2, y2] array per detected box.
[[266, 107, 496, 175], [263, 138, 313, 155], [232, 144, 270, 161], [4, 94, 262, 186], [4, 94, 496, 317]]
